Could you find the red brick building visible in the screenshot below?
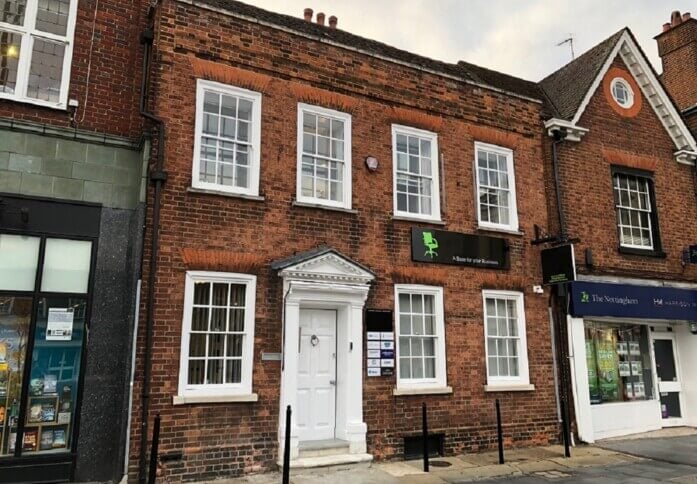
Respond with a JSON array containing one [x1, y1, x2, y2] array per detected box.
[[128, 0, 563, 481], [539, 17, 697, 443]]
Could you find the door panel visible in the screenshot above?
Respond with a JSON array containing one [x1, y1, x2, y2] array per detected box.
[[653, 336, 683, 425], [296, 309, 336, 441]]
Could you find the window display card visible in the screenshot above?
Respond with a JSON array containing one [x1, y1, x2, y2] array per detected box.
[[618, 361, 631, 377], [367, 367, 381, 377], [367, 349, 381, 359], [617, 342, 628, 355], [40, 430, 54, 451], [57, 412, 71, 424], [631, 361, 642, 375], [629, 341, 641, 356], [367, 341, 380, 350], [380, 332, 394, 341], [367, 332, 381, 341], [46, 308, 74, 341], [625, 382, 634, 398], [367, 358, 381, 368], [43, 375, 57, 394], [380, 341, 394, 350], [380, 358, 395, 368], [633, 381, 645, 398], [52, 429, 66, 448]]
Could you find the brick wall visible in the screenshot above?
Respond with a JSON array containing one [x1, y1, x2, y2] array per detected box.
[[0, 0, 148, 139], [553, 56, 697, 282], [126, 2, 560, 482], [656, 18, 697, 113]]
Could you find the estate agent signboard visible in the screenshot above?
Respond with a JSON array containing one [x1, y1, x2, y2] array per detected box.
[[410, 228, 508, 269]]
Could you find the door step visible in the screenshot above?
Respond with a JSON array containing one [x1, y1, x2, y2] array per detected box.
[[282, 439, 373, 469]]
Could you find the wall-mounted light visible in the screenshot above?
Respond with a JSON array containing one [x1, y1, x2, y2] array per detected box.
[[365, 156, 378, 172]]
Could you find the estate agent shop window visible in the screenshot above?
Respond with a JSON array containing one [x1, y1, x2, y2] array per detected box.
[[0, 233, 93, 457]]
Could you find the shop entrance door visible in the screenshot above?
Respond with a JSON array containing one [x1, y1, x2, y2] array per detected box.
[[652, 334, 684, 427], [296, 309, 337, 442]]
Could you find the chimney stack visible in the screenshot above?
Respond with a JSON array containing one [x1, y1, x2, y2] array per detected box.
[[655, 9, 697, 129], [328, 15, 337, 29], [303, 8, 313, 22], [316, 12, 325, 26]]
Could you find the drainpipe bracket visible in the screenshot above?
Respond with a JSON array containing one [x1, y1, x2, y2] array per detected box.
[[149, 170, 168, 183]]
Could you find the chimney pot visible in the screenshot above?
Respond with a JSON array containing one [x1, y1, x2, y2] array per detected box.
[[671, 10, 683, 27], [316, 12, 325, 26], [303, 8, 313, 22], [683, 12, 692, 21], [663, 22, 671, 32], [329, 15, 337, 29]]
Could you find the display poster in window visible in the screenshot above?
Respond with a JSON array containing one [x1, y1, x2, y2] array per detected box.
[[633, 381, 646, 398], [631, 361, 642, 375], [625, 382, 634, 399], [46, 308, 74, 341], [628, 341, 640, 356], [617, 342, 628, 356], [595, 330, 620, 401], [618, 361, 631, 377], [586, 339, 601, 404]]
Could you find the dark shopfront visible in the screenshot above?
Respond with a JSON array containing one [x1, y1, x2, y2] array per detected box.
[[0, 195, 142, 483]]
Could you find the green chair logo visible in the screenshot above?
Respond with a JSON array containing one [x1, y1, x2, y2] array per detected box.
[[422, 231, 439, 258], [581, 291, 590, 303]]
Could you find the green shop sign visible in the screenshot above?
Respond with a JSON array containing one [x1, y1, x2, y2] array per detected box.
[[410, 228, 508, 269]]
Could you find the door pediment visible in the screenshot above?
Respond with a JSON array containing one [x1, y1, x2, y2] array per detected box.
[[272, 247, 374, 285]]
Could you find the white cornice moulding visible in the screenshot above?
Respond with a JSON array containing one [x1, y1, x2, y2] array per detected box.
[[544, 118, 589, 142]]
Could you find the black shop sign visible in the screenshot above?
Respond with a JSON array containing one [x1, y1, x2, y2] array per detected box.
[[541, 244, 576, 285], [410, 228, 508, 269]]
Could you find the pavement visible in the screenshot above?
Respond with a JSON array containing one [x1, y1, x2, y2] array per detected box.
[[201, 430, 697, 484]]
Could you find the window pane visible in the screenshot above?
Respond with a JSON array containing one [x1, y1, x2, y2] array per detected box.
[[423, 338, 435, 357], [206, 359, 223, 384], [412, 358, 423, 379], [488, 357, 498, 377], [191, 307, 208, 331], [35, 0, 70, 36], [212, 283, 228, 306], [208, 333, 224, 357], [188, 360, 204, 384], [0, 0, 25, 25], [193, 281, 210, 305], [210, 308, 226, 331], [0, 296, 31, 457], [238, 99, 252, 121], [399, 337, 410, 356], [26, 38, 65, 102], [229, 308, 244, 332], [399, 357, 410, 379], [424, 357, 436, 378], [189, 334, 206, 357], [41, 239, 92, 293], [226, 334, 243, 357], [225, 359, 241, 383], [0, 30, 21, 94], [0, 234, 40, 291]]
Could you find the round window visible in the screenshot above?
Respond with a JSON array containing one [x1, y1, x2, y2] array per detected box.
[[611, 78, 634, 108]]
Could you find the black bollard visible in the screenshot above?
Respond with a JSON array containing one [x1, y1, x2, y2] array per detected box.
[[422, 402, 429, 472], [147, 413, 161, 484], [560, 398, 571, 458], [282, 405, 292, 484], [495, 399, 504, 464]]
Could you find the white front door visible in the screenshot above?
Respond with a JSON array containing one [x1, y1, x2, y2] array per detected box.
[[653, 334, 685, 426], [297, 309, 337, 441]]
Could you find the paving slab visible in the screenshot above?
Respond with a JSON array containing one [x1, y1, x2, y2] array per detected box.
[[600, 435, 697, 467]]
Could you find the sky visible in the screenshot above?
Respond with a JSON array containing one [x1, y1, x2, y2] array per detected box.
[[248, 0, 695, 81]]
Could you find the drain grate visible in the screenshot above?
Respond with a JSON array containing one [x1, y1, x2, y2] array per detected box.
[[429, 460, 452, 468]]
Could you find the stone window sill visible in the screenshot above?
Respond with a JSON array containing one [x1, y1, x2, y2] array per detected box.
[[477, 226, 524, 237], [187, 186, 265, 201], [172, 393, 259, 405], [292, 200, 358, 214], [392, 215, 446, 225], [484, 384, 535, 392], [393, 386, 453, 396]]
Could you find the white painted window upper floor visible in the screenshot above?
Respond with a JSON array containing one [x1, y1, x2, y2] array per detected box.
[[192, 80, 262, 196], [297, 103, 352, 209], [392, 124, 441, 221], [475, 142, 519, 232], [0, 0, 78, 108]]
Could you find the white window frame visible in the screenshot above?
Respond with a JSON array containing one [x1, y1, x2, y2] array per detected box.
[[474, 141, 519, 232], [0, 0, 78, 109], [391, 124, 441, 221], [482, 290, 530, 387], [191, 79, 262, 196], [613, 172, 654, 250], [610, 77, 634, 109], [394, 284, 447, 391], [296, 103, 352, 209], [177, 271, 256, 399]]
